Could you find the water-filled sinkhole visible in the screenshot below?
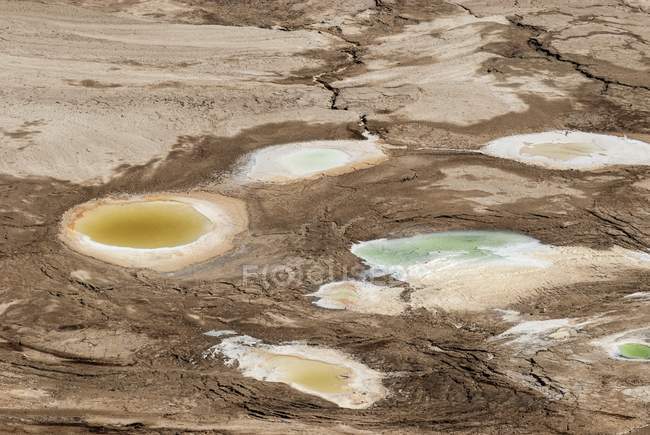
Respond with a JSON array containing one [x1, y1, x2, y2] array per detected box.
[[520, 141, 603, 161], [263, 353, 351, 394], [73, 200, 211, 249], [279, 148, 352, 175], [60, 193, 247, 272], [481, 131, 650, 170], [236, 134, 387, 184], [351, 230, 544, 271], [593, 328, 650, 362], [617, 343, 650, 360], [204, 335, 387, 409], [350, 230, 650, 312]]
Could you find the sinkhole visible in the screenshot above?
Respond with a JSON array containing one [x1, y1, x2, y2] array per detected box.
[[617, 343, 650, 360], [351, 230, 541, 270], [481, 131, 650, 170], [60, 193, 247, 272], [205, 335, 387, 409], [520, 141, 603, 161], [73, 200, 211, 249], [279, 148, 352, 175], [593, 328, 650, 362], [347, 230, 650, 311], [263, 353, 351, 394], [236, 134, 387, 184]]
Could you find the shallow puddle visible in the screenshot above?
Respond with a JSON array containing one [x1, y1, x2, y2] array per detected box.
[[617, 343, 650, 360], [236, 134, 387, 184], [279, 148, 352, 175], [264, 354, 351, 394], [482, 131, 650, 170], [73, 200, 211, 248], [60, 193, 247, 272], [351, 230, 650, 312], [520, 142, 603, 161], [204, 335, 387, 408], [594, 328, 650, 362], [351, 230, 543, 269]]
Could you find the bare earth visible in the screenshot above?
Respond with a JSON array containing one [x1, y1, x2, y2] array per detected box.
[[1, 0, 650, 433]]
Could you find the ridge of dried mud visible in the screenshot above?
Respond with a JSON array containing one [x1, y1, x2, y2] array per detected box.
[[1, 0, 650, 434]]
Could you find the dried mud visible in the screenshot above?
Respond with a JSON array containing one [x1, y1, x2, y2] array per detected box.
[[1, 0, 650, 434]]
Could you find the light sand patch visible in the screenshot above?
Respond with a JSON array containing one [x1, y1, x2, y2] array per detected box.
[[482, 131, 650, 170], [0, 300, 21, 316], [625, 0, 650, 11], [352, 231, 650, 312], [632, 179, 650, 191], [493, 317, 597, 347], [204, 335, 387, 409], [308, 281, 407, 315], [60, 192, 247, 272], [68, 0, 376, 30], [421, 165, 585, 212], [624, 292, 650, 301], [6, 388, 50, 400], [69, 269, 114, 290], [623, 386, 650, 402], [334, 14, 585, 126], [550, 23, 650, 74], [0, 1, 345, 183], [203, 330, 237, 338], [11, 328, 150, 366], [495, 309, 522, 323], [235, 134, 387, 184]]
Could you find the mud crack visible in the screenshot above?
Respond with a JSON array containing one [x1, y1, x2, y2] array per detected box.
[[527, 37, 650, 93], [314, 75, 342, 110], [506, 15, 650, 93], [448, 2, 480, 18]]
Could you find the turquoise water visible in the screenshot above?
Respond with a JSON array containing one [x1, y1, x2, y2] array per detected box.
[[279, 148, 350, 174], [351, 230, 537, 267]]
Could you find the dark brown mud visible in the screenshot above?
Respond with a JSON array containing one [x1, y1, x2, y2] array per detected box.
[[2, 0, 650, 433]]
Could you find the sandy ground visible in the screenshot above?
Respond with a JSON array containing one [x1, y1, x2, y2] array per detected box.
[[1, 0, 650, 433]]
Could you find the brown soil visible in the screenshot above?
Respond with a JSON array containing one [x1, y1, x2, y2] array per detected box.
[[1, 0, 650, 433]]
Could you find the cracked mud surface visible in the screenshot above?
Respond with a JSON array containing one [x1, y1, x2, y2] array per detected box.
[[1, 0, 650, 433]]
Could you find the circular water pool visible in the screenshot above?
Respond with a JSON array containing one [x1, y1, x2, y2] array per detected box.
[[236, 136, 387, 184], [73, 200, 212, 249], [60, 193, 247, 272], [482, 131, 650, 170]]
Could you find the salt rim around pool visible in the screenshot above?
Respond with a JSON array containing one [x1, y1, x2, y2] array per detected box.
[[204, 334, 387, 409], [350, 230, 650, 312], [594, 328, 650, 362], [308, 280, 407, 315], [59, 192, 247, 272], [235, 132, 387, 184], [481, 131, 650, 170]]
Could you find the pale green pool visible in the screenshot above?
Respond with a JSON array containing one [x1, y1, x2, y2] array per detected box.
[[351, 230, 537, 268], [617, 343, 650, 360], [279, 148, 351, 175]]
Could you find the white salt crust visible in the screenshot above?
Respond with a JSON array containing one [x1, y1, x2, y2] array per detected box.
[[494, 317, 597, 346], [481, 131, 650, 170], [235, 133, 388, 184], [308, 280, 407, 315], [204, 334, 388, 409], [351, 238, 650, 312], [592, 327, 650, 362]]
